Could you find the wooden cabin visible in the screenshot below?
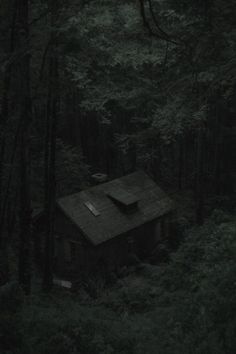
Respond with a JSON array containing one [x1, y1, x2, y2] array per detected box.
[[34, 171, 173, 279]]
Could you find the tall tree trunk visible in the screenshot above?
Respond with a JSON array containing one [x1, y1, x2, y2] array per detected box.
[[0, 0, 17, 248], [0, 0, 17, 286], [178, 137, 184, 190], [213, 95, 222, 195], [42, 0, 59, 292], [195, 123, 205, 225], [17, 0, 32, 294]]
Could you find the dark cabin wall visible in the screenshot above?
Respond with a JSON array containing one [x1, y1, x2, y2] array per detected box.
[[53, 207, 127, 276], [52, 207, 173, 279], [88, 216, 171, 272], [53, 207, 91, 277], [53, 209, 132, 276], [126, 215, 171, 258], [95, 234, 130, 270]]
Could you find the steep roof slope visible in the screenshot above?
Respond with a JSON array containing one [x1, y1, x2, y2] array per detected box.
[[57, 171, 173, 246]]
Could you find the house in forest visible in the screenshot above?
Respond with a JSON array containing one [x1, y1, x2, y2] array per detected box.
[[34, 171, 173, 278]]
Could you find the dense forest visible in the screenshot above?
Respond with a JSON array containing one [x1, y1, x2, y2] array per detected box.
[[0, 0, 236, 353]]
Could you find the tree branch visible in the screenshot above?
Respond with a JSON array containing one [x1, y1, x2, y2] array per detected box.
[[139, 0, 179, 45]]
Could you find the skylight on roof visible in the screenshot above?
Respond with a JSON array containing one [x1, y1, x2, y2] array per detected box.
[[84, 201, 100, 216]]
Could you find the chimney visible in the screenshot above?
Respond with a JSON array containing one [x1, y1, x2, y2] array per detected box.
[[106, 189, 139, 214], [91, 173, 108, 185]]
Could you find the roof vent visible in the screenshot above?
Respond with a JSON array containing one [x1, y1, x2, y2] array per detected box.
[[106, 188, 139, 214], [91, 173, 108, 185]]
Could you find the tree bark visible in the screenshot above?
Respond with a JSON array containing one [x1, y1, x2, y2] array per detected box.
[[42, 0, 59, 292], [195, 123, 205, 225], [17, 0, 32, 294], [0, 0, 17, 248]]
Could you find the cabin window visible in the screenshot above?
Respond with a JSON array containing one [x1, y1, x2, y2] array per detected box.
[[161, 217, 169, 238], [54, 236, 61, 258], [70, 242, 76, 262], [127, 236, 134, 252], [154, 222, 161, 242], [65, 241, 77, 263]]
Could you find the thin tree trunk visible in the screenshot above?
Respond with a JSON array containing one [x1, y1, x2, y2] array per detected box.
[[42, 0, 59, 292], [0, 1, 18, 283], [0, 0, 17, 248], [17, 0, 32, 294], [195, 123, 205, 225], [213, 96, 222, 194], [178, 138, 184, 190]]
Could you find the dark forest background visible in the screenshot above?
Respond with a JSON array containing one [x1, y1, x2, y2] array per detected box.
[[0, 0, 236, 353]]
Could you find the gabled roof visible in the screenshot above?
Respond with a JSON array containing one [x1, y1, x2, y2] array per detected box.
[[57, 171, 173, 246]]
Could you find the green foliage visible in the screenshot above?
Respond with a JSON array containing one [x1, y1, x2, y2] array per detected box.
[[1, 0, 236, 351], [0, 281, 23, 313], [58, 0, 236, 187], [0, 282, 24, 354], [55, 139, 90, 195], [1, 215, 235, 354], [31, 138, 90, 202]]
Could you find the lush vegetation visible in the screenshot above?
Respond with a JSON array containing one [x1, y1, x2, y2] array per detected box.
[[1, 213, 236, 354], [0, 0, 235, 352]]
